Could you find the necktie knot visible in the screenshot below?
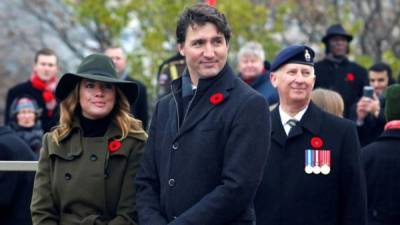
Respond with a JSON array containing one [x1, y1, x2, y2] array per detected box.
[[287, 119, 298, 128]]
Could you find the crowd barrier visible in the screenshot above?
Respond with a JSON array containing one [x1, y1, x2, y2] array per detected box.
[[0, 161, 38, 171]]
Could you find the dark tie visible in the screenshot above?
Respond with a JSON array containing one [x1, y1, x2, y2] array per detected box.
[[287, 119, 298, 134]]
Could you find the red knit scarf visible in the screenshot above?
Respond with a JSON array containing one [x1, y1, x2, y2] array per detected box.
[[30, 72, 57, 117], [384, 120, 400, 130]]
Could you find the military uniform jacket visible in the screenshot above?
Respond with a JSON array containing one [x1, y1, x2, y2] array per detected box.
[[254, 102, 367, 225], [136, 65, 271, 225], [314, 58, 368, 118], [31, 121, 146, 225], [362, 129, 400, 225]]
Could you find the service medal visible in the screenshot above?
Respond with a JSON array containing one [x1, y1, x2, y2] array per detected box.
[[313, 150, 321, 174], [305, 150, 313, 174]]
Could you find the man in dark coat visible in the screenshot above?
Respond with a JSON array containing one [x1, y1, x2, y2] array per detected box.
[[5, 48, 59, 132], [362, 84, 400, 225], [254, 44, 367, 225], [0, 126, 36, 225], [315, 24, 368, 118], [136, 4, 270, 225], [105, 47, 149, 129], [351, 62, 395, 146]]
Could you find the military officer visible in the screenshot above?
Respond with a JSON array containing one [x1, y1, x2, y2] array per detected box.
[[254, 44, 367, 225]]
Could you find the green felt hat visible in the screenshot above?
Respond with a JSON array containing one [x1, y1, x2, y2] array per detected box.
[[55, 54, 138, 104]]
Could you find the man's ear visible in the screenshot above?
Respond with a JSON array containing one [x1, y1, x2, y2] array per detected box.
[[177, 43, 184, 56], [270, 72, 278, 88]]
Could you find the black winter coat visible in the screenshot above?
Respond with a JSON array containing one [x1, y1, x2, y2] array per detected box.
[[0, 126, 36, 225], [136, 64, 271, 225], [255, 102, 367, 225], [314, 58, 368, 118], [124, 76, 149, 130], [362, 129, 400, 225], [5, 81, 59, 132]]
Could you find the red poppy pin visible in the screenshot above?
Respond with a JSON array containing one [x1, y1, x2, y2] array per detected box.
[[209, 92, 224, 105], [310, 137, 323, 149], [346, 73, 355, 82], [108, 139, 122, 153]]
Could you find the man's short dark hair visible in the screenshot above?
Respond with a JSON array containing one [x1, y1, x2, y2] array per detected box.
[[176, 3, 231, 44], [34, 48, 57, 63], [369, 62, 395, 85]]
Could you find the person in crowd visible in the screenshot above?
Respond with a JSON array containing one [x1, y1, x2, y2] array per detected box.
[[0, 125, 36, 225], [315, 24, 368, 118], [135, 4, 270, 225], [255, 44, 367, 225], [351, 62, 395, 146], [104, 47, 149, 129], [311, 88, 344, 117], [362, 84, 400, 225], [5, 48, 59, 132], [156, 52, 186, 99], [8, 96, 43, 157], [237, 41, 278, 106], [31, 54, 147, 225]]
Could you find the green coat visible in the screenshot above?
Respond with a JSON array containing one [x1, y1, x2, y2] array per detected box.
[[31, 121, 147, 225]]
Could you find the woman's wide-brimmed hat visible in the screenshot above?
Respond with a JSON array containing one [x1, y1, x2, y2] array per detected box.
[[55, 54, 138, 104]]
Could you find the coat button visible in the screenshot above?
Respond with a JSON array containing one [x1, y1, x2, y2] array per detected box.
[[173, 216, 177, 220], [168, 178, 176, 187], [65, 173, 72, 181], [90, 154, 98, 161], [172, 143, 179, 150]]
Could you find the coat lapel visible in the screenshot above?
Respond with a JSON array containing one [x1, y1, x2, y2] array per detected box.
[[178, 65, 235, 137], [296, 102, 323, 137], [271, 107, 287, 147], [272, 102, 323, 146]]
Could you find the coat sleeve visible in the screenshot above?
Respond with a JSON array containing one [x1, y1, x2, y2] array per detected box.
[[135, 102, 169, 225], [107, 140, 144, 225], [31, 133, 59, 225], [338, 123, 367, 225], [0, 142, 18, 208], [170, 94, 271, 225]]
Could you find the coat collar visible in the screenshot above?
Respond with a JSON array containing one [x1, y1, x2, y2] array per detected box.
[[377, 129, 400, 141], [171, 64, 236, 137], [271, 101, 322, 146]]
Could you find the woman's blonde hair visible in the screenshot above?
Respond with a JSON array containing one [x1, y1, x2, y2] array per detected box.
[[311, 88, 344, 118], [52, 80, 143, 144]]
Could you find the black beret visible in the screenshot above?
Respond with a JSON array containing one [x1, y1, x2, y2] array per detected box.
[[270, 45, 315, 72]]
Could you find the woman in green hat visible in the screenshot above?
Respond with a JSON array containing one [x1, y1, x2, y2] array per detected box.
[[31, 54, 147, 225]]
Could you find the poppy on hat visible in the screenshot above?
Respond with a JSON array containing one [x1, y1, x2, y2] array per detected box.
[[55, 53, 138, 105], [384, 84, 400, 122], [270, 45, 315, 72], [322, 24, 353, 44]]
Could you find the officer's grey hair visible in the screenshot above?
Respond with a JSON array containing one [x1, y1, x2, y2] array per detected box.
[[238, 41, 265, 62]]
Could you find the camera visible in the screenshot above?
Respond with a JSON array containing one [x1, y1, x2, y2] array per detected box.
[[363, 86, 374, 99]]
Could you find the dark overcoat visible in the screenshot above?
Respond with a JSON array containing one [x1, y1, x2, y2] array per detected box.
[[362, 129, 400, 225], [31, 121, 146, 225], [0, 126, 36, 225], [314, 58, 368, 118], [255, 102, 367, 225], [5, 81, 59, 132], [136, 65, 271, 225]]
